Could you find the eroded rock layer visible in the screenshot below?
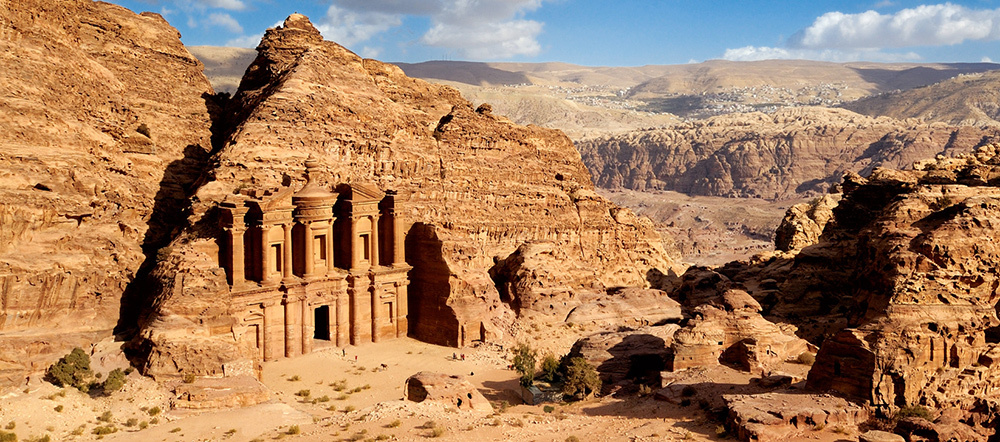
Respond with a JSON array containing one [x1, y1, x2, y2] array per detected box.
[[136, 15, 678, 377], [0, 0, 214, 384], [579, 107, 1000, 200]]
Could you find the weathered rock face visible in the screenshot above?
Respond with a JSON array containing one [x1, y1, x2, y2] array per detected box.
[[804, 151, 1000, 411], [0, 0, 214, 385], [773, 193, 841, 252], [724, 392, 868, 442], [842, 70, 1000, 127], [578, 107, 1000, 200], [668, 270, 813, 374], [404, 372, 492, 412], [135, 15, 678, 377], [565, 325, 680, 386]]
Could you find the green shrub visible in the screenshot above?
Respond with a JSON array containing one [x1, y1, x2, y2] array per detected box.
[[511, 343, 537, 387], [566, 437, 581, 442], [562, 357, 601, 400], [431, 426, 445, 438], [295, 389, 311, 398], [182, 373, 196, 384], [543, 405, 555, 413], [897, 405, 933, 421], [286, 425, 300, 435], [387, 420, 401, 428], [125, 418, 138, 427], [796, 352, 816, 366], [92, 426, 117, 435], [147, 406, 161, 417], [3, 422, 13, 430], [0, 431, 15, 442], [541, 353, 560, 383], [102, 368, 127, 394], [45, 348, 94, 392], [53, 405, 63, 413]]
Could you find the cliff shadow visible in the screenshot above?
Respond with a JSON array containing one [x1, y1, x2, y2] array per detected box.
[[114, 142, 210, 339], [599, 333, 669, 389], [405, 222, 460, 347]]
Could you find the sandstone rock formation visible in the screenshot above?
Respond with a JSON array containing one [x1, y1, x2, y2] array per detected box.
[[132, 15, 678, 379], [0, 0, 214, 385], [565, 324, 680, 387], [773, 193, 841, 252], [404, 372, 492, 412], [724, 392, 868, 442], [668, 269, 813, 374], [579, 107, 1000, 200]]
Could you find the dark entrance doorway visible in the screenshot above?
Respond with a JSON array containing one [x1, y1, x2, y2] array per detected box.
[[314, 305, 330, 340]]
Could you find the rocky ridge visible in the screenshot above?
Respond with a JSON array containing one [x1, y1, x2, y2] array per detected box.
[[134, 15, 679, 379], [843, 70, 1000, 126], [0, 0, 214, 385], [579, 107, 1000, 200]]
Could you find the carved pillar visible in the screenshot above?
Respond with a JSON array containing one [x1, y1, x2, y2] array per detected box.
[[282, 223, 293, 282], [301, 298, 313, 355], [262, 301, 280, 361], [396, 281, 408, 338], [260, 226, 273, 284], [350, 218, 360, 270], [326, 223, 335, 275], [370, 215, 380, 267], [371, 282, 381, 343], [304, 221, 315, 277], [225, 226, 247, 285], [349, 283, 361, 345], [284, 297, 301, 358], [336, 293, 348, 347], [392, 214, 406, 266]]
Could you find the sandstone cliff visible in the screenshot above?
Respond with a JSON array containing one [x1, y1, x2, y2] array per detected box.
[[579, 107, 1000, 200], [0, 0, 214, 384], [135, 15, 678, 378]]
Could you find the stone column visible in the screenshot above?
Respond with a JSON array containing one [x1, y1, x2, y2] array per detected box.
[[336, 294, 348, 347], [326, 223, 335, 274], [262, 301, 280, 361], [392, 215, 406, 265], [282, 223, 293, 282], [370, 215, 380, 267], [349, 283, 361, 345], [304, 221, 315, 277], [395, 281, 408, 338], [301, 298, 313, 355], [260, 226, 273, 284], [284, 298, 301, 358], [371, 282, 381, 343], [228, 227, 246, 285], [350, 218, 360, 270]]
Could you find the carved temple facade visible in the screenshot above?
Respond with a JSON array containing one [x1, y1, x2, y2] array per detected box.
[[218, 158, 410, 361]]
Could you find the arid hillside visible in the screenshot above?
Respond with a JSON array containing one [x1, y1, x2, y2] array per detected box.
[[0, 0, 215, 384], [842, 69, 1000, 126], [578, 107, 1000, 200]]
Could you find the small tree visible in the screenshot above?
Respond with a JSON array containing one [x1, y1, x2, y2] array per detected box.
[[45, 347, 94, 392], [540, 353, 560, 383], [511, 343, 537, 387], [562, 357, 600, 400], [102, 368, 127, 394]]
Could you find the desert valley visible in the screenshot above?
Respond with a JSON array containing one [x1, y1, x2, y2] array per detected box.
[[2, 1, 1000, 441]]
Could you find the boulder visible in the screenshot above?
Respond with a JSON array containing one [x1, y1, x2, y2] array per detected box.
[[566, 325, 680, 386], [404, 372, 492, 413], [858, 430, 904, 442]]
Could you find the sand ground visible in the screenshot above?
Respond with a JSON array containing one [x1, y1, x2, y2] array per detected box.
[[0, 337, 852, 442]]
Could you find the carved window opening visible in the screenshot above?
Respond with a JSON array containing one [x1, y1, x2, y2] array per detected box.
[[272, 244, 282, 273], [314, 306, 331, 340], [386, 302, 393, 323], [316, 235, 327, 261], [361, 234, 370, 261]]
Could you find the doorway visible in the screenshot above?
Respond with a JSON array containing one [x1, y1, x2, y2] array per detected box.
[[314, 305, 330, 340]]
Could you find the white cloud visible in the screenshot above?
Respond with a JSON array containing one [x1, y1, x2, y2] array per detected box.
[[723, 45, 921, 62], [361, 46, 383, 59], [873, 0, 896, 9], [201, 0, 246, 11], [206, 12, 243, 34], [789, 3, 1000, 50], [225, 33, 262, 48], [421, 19, 543, 59], [315, 5, 402, 46], [983, 56, 995, 63], [319, 0, 548, 60]]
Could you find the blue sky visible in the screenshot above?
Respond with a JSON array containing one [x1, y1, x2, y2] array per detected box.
[[109, 1, 1000, 65]]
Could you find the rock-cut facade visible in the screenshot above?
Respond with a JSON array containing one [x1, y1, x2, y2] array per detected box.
[[217, 157, 410, 361]]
